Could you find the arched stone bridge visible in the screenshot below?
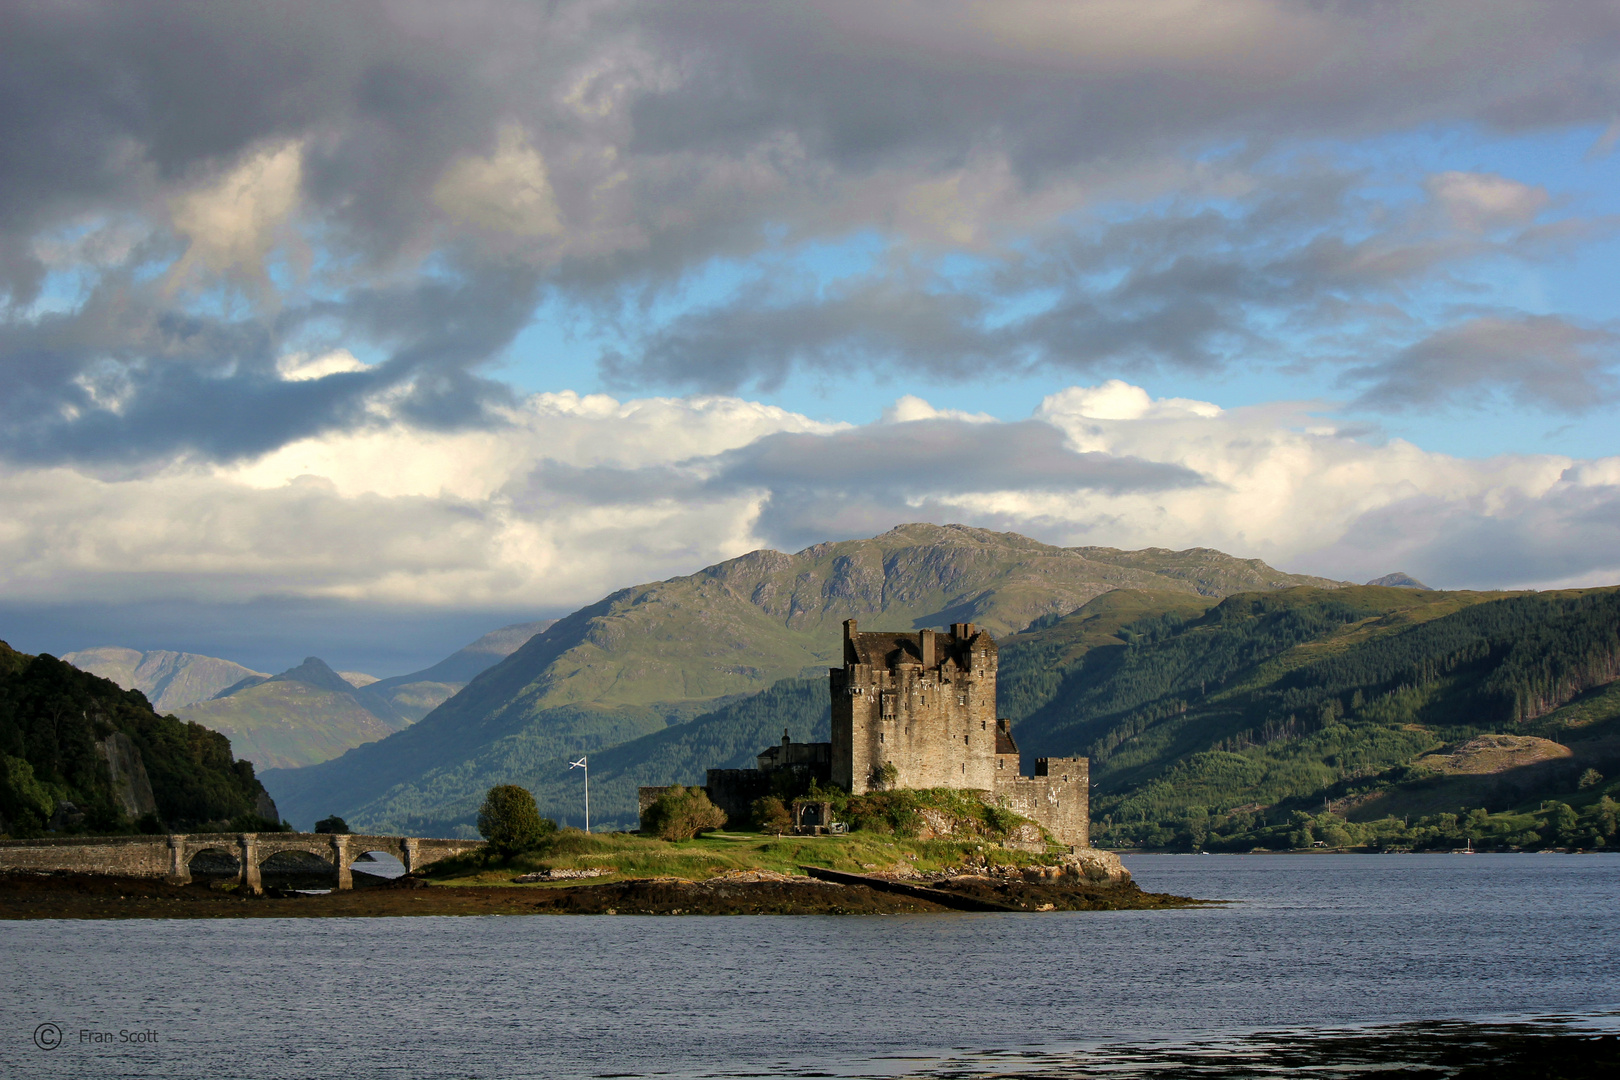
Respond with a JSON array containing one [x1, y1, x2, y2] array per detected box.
[[0, 832, 486, 894]]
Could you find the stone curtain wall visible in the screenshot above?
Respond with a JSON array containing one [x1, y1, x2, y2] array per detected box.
[[703, 770, 770, 828], [994, 757, 1090, 849]]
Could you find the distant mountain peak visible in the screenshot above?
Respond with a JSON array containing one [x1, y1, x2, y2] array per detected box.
[[1366, 572, 1431, 590], [270, 656, 360, 695]]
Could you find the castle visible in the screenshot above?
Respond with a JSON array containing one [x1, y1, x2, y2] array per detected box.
[[642, 620, 1089, 848]]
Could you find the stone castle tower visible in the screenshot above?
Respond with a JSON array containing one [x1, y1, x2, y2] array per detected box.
[[830, 619, 1090, 847]]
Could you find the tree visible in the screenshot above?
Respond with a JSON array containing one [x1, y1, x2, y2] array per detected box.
[[1597, 796, 1618, 840], [1578, 768, 1604, 790], [751, 795, 792, 835], [1543, 802, 1579, 845], [476, 785, 555, 856], [0, 754, 54, 836], [642, 785, 726, 841], [313, 815, 350, 834]]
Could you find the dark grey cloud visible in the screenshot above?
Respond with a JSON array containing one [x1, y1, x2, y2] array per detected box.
[[0, 267, 532, 465], [1346, 315, 1620, 413], [504, 414, 1202, 552], [636, 3, 1620, 177], [3, 1, 1620, 464]]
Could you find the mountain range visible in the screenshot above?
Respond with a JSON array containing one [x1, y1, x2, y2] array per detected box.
[[69, 622, 553, 771], [261, 523, 1347, 832]]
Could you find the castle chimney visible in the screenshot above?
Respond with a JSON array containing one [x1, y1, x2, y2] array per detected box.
[[951, 622, 968, 640], [844, 618, 859, 664], [919, 629, 936, 669]]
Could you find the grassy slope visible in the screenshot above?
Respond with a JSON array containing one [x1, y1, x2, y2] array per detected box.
[[264, 524, 1340, 831], [423, 829, 1049, 886]]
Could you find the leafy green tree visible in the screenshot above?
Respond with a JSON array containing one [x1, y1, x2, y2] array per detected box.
[[1596, 796, 1618, 840], [1544, 802, 1579, 845], [477, 785, 555, 856], [751, 795, 792, 835], [642, 785, 726, 841], [313, 815, 350, 834], [1578, 769, 1604, 790], [0, 754, 54, 835]]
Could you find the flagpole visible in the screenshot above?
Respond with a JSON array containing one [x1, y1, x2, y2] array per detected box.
[[569, 755, 590, 833]]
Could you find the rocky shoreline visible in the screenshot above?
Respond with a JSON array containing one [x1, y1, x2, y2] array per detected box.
[[0, 868, 1203, 918]]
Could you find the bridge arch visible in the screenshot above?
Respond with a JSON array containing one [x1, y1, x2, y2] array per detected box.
[[184, 844, 241, 883]]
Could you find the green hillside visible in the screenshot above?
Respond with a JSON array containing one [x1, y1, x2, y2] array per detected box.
[[995, 585, 1620, 850], [263, 523, 1341, 831], [0, 641, 278, 835]]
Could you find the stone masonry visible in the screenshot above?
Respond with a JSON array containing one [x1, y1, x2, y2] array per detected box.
[[832, 620, 1002, 792], [0, 832, 485, 894]]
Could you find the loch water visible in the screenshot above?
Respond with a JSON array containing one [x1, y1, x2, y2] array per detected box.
[[2, 854, 1617, 1078]]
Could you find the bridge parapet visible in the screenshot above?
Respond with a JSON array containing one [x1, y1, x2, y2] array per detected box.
[[0, 832, 486, 894]]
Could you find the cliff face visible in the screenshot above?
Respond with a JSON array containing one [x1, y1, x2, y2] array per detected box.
[[95, 733, 158, 820]]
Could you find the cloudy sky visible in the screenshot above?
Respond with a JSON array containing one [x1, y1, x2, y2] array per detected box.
[[4, 1, 1620, 674]]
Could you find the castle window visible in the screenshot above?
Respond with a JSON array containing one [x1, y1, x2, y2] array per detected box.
[[959, 693, 968, 705], [980, 720, 986, 730], [961, 763, 966, 774], [878, 733, 884, 743], [998, 759, 1004, 769], [963, 735, 969, 745]]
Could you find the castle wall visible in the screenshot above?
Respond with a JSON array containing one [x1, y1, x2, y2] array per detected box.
[[993, 756, 1090, 849], [703, 769, 771, 828]]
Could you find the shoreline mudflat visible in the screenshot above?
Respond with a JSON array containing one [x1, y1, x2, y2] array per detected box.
[[0, 870, 1203, 918]]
